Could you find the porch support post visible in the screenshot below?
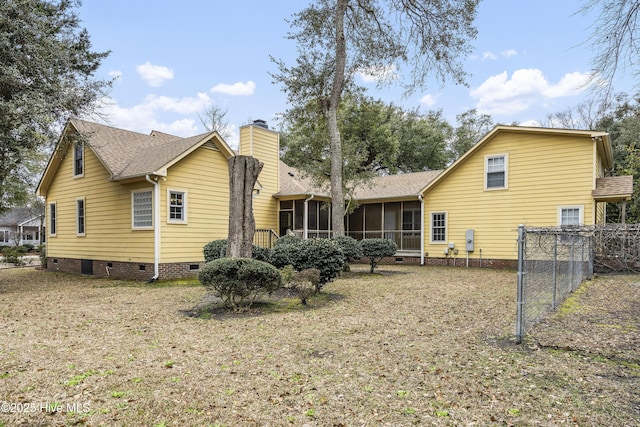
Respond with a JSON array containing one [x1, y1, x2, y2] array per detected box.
[[303, 195, 314, 239], [419, 194, 425, 265]]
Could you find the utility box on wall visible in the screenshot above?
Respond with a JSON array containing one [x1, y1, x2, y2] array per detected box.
[[466, 229, 474, 252]]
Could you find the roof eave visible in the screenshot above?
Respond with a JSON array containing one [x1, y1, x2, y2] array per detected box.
[[109, 170, 167, 183]]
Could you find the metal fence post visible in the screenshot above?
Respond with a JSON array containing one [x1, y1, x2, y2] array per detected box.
[[552, 232, 558, 309], [516, 225, 525, 344]]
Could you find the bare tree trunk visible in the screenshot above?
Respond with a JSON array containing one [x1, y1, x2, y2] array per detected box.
[[227, 155, 263, 258], [327, 0, 348, 237]]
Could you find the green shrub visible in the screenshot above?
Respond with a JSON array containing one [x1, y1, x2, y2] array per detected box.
[[280, 266, 321, 305], [275, 234, 301, 246], [296, 268, 321, 295], [270, 244, 297, 269], [251, 245, 272, 262], [38, 244, 47, 268], [203, 239, 272, 263], [332, 235, 363, 271], [23, 243, 35, 252], [297, 239, 344, 285], [360, 238, 397, 273], [1, 247, 25, 266], [270, 239, 344, 287], [198, 258, 281, 311], [203, 239, 227, 262]]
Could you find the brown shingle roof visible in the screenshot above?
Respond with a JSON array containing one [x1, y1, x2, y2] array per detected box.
[[69, 119, 224, 180], [592, 175, 634, 201], [353, 170, 442, 200], [276, 162, 443, 201]]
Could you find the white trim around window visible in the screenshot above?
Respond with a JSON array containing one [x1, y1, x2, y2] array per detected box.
[[167, 189, 187, 224], [430, 211, 447, 244], [132, 189, 154, 229], [558, 205, 584, 226], [484, 153, 508, 190], [73, 143, 84, 178], [76, 197, 86, 236], [49, 201, 57, 237]]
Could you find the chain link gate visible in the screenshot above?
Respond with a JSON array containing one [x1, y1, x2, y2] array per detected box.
[[516, 225, 593, 343]]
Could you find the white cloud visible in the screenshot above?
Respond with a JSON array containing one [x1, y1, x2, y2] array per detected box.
[[480, 50, 517, 61], [143, 92, 211, 114], [356, 64, 398, 83], [420, 94, 438, 107], [136, 61, 174, 87], [542, 72, 591, 98], [97, 93, 211, 137], [470, 69, 592, 115], [482, 51, 498, 60], [210, 81, 256, 96]]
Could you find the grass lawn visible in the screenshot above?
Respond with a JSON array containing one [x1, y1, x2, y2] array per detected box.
[[0, 265, 638, 426]]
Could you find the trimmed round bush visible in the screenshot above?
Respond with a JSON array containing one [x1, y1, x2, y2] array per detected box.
[[251, 245, 272, 262], [198, 257, 281, 311], [292, 239, 345, 286], [360, 238, 397, 273], [332, 235, 363, 270], [270, 243, 297, 269], [270, 238, 344, 286], [274, 234, 301, 246], [332, 235, 363, 261], [203, 239, 227, 262], [203, 238, 272, 263]]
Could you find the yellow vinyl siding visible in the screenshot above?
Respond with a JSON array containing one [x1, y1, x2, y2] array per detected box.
[[159, 146, 230, 263], [45, 144, 155, 263], [423, 131, 597, 261], [239, 125, 279, 232]]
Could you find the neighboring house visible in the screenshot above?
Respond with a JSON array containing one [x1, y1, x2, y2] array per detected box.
[[0, 207, 44, 247], [37, 120, 632, 280], [37, 118, 278, 280]]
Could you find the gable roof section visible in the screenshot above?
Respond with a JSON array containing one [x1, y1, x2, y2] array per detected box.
[[421, 125, 614, 196], [276, 161, 442, 202], [592, 175, 633, 202], [37, 119, 235, 195]]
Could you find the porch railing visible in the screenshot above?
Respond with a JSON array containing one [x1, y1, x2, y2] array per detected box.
[[254, 229, 279, 248], [347, 230, 421, 251], [286, 229, 421, 252]]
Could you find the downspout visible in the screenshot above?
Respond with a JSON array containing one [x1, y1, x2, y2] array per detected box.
[[145, 175, 160, 281], [419, 194, 425, 265], [303, 194, 314, 239]]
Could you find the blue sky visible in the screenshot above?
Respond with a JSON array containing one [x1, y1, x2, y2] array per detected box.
[[78, 0, 634, 147]]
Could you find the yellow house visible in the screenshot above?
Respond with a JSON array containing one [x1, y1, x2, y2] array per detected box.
[[276, 126, 633, 268], [37, 118, 279, 280], [37, 120, 632, 279]]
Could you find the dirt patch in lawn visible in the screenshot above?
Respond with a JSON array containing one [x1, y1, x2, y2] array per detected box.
[[0, 266, 638, 426]]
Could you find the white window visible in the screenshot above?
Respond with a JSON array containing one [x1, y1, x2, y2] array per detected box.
[[76, 197, 85, 236], [132, 190, 153, 229], [558, 206, 583, 226], [485, 154, 508, 190], [73, 143, 84, 177], [0, 230, 8, 243], [49, 202, 57, 237], [430, 212, 447, 243], [167, 190, 187, 223]]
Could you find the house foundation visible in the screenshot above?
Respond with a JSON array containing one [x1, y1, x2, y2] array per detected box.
[[46, 257, 204, 281]]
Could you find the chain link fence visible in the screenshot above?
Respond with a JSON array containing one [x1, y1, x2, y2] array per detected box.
[[516, 225, 593, 343]]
